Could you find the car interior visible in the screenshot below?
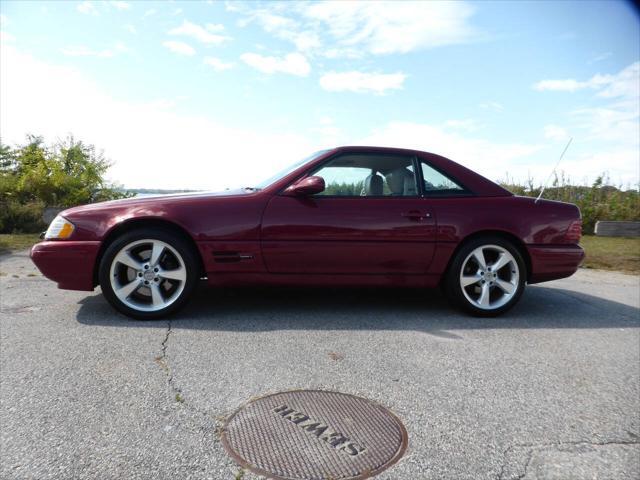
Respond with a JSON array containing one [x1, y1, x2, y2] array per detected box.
[[313, 154, 419, 196]]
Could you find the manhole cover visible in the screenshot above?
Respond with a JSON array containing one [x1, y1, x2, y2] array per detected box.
[[221, 390, 408, 480]]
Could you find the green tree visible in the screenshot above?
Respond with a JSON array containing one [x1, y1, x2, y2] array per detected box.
[[0, 134, 132, 233]]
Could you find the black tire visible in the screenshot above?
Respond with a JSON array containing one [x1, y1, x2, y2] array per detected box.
[[444, 236, 527, 317], [99, 228, 199, 320]]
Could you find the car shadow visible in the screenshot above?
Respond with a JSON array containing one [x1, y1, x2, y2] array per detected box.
[[75, 282, 639, 336]]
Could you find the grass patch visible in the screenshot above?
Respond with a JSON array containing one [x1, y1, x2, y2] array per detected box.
[[580, 235, 640, 274], [0, 234, 40, 255]]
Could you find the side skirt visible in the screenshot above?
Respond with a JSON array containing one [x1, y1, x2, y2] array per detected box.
[[206, 272, 441, 288]]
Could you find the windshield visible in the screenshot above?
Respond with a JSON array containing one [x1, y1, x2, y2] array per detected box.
[[254, 150, 330, 189]]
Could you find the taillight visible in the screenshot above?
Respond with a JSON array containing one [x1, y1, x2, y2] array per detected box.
[[565, 219, 582, 244]]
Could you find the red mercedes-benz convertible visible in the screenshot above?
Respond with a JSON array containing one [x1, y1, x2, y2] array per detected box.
[[31, 146, 584, 319]]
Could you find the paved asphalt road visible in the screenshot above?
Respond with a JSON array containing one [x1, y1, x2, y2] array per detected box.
[[1, 250, 639, 480]]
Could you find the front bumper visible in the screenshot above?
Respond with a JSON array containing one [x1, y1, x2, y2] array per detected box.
[[527, 244, 585, 284], [30, 241, 101, 291]]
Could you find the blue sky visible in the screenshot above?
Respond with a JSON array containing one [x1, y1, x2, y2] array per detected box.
[[1, 0, 638, 190]]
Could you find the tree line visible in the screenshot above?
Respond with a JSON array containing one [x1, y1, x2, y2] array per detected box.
[[0, 135, 638, 234]]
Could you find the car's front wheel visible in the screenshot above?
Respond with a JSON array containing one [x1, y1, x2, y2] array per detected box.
[[99, 228, 198, 320], [445, 237, 526, 316]]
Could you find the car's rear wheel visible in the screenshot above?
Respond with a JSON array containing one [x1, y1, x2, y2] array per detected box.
[[99, 228, 198, 320], [445, 237, 526, 316]]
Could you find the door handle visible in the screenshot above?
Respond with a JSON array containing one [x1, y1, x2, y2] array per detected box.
[[401, 211, 432, 220]]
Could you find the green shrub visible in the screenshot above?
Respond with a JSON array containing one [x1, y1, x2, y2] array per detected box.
[[500, 173, 639, 234], [0, 200, 46, 234], [0, 135, 132, 233]]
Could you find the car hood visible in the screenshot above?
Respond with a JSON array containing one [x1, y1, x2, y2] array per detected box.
[[60, 188, 251, 216]]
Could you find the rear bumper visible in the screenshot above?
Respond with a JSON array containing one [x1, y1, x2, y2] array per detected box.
[[30, 241, 101, 291], [527, 244, 584, 284]]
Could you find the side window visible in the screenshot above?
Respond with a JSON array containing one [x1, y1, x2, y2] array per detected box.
[[312, 165, 374, 196], [311, 154, 418, 197], [420, 161, 464, 194]]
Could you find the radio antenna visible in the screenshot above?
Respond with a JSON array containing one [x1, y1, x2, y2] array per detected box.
[[536, 137, 573, 204]]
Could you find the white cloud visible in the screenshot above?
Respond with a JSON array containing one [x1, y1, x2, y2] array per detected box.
[[535, 62, 638, 185], [561, 149, 639, 188], [2, 44, 637, 190], [243, 10, 322, 52], [0, 14, 7, 26], [1, 31, 15, 43], [596, 62, 639, 99], [124, 24, 136, 34], [543, 125, 569, 141], [62, 46, 111, 58], [77, 1, 98, 15], [240, 52, 310, 76], [61, 43, 128, 58], [571, 103, 639, 143], [533, 77, 608, 93], [537, 62, 639, 149], [444, 119, 480, 132], [319, 71, 406, 95], [0, 44, 316, 190], [367, 121, 637, 187], [533, 63, 639, 95], [358, 121, 546, 182], [479, 101, 504, 112], [110, 1, 130, 11], [143, 9, 156, 18], [162, 41, 196, 56], [206, 23, 225, 32], [233, 1, 477, 57], [302, 0, 476, 55], [203, 57, 234, 71], [588, 52, 612, 64], [169, 20, 229, 45], [142, 99, 178, 110], [311, 116, 341, 138]]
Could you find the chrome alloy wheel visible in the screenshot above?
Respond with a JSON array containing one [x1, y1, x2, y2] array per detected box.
[[109, 239, 187, 313], [459, 244, 520, 311]]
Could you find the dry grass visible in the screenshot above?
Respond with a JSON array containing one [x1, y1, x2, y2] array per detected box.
[[580, 235, 640, 274]]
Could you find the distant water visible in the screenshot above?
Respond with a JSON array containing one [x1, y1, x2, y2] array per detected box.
[[130, 190, 200, 198], [134, 192, 166, 198]]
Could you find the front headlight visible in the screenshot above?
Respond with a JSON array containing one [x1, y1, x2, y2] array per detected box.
[[45, 215, 76, 240]]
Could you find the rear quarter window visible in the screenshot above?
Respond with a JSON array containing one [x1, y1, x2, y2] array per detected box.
[[420, 161, 467, 196]]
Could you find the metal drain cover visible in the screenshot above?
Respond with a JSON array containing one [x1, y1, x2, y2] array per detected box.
[[221, 390, 408, 480]]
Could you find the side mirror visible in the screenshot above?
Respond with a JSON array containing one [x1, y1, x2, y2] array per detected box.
[[283, 175, 325, 196]]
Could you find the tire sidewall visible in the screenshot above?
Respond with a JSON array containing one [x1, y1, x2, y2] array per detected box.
[[99, 228, 198, 320], [446, 236, 527, 317]]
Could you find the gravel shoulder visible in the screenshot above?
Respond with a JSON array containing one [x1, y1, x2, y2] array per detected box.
[[1, 250, 639, 479]]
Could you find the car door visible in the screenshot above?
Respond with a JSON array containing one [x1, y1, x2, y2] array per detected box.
[[260, 152, 437, 275]]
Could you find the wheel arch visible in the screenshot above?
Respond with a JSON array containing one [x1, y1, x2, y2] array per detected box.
[[442, 229, 532, 284], [93, 217, 206, 287]]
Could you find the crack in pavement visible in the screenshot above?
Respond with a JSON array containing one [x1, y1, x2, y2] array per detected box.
[[155, 320, 214, 420], [497, 438, 640, 480], [150, 322, 243, 475]]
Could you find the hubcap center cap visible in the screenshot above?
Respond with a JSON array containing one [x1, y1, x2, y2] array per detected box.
[[143, 270, 155, 281]]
